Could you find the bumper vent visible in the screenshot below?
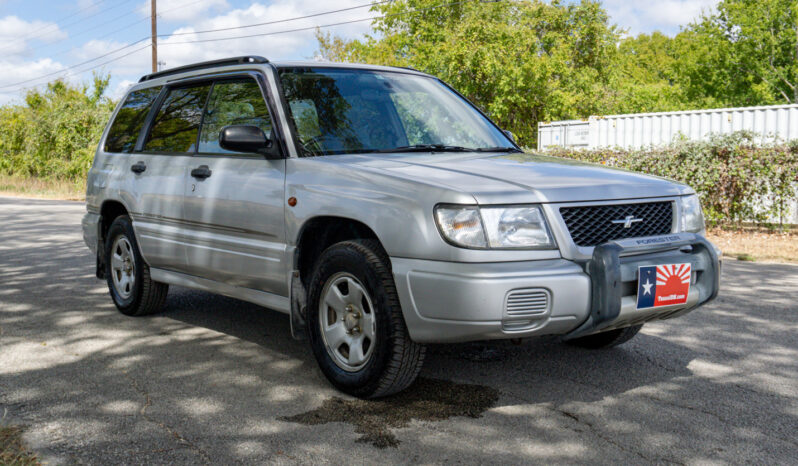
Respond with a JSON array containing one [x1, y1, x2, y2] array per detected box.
[[505, 289, 549, 318], [559, 201, 673, 247]]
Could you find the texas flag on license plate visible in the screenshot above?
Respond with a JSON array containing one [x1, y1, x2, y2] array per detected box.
[[637, 263, 691, 309]]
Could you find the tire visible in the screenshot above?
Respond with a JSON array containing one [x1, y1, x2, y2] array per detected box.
[[566, 324, 643, 349], [307, 239, 425, 398], [105, 215, 168, 316]]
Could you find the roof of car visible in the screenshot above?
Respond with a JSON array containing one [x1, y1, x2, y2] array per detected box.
[[137, 56, 431, 85]]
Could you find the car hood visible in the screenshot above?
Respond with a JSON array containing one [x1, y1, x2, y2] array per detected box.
[[338, 152, 692, 204]]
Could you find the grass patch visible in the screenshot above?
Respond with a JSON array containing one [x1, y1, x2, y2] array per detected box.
[[0, 426, 40, 466], [0, 175, 84, 201], [706, 228, 798, 264]]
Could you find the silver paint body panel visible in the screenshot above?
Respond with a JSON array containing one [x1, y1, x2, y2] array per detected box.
[[83, 61, 715, 343]]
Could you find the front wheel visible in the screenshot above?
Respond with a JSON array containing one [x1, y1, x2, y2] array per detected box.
[[307, 240, 425, 398], [565, 324, 643, 349]]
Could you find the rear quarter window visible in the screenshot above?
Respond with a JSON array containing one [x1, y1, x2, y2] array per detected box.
[[104, 86, 161, 153]]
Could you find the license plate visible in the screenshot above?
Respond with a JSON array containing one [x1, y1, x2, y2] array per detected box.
[[637, 263, 691, 309]]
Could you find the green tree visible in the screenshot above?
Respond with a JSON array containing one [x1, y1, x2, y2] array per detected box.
[[675, 0, 798, 106], [607, 32, 691, 113]]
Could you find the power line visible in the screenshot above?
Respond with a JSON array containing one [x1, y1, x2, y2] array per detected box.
[[162, 0, 394, 37], [0, 38, 150, 90], [0, 0, 232, 92], [162, 0, 472, 46], [21, 0, 217, 63], [0, 0, 137, 54], [2, 44, 152, 97], [0, 0, 109, 50], [1, 0, 479, 93]]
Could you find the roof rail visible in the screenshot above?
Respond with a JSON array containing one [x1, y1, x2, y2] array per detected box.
[[138, 56, 269, 82]]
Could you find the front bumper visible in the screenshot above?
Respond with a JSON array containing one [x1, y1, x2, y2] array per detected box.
[[392, 233, 720, 344]]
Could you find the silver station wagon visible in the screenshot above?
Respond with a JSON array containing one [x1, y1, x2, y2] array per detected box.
[[82, 56, 720, 398]]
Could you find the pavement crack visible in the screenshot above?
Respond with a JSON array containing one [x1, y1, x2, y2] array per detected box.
[[122, 371, 212, 464]]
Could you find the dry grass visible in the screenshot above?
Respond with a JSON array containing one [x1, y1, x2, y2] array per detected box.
[[707, 228, 798, 264], [0, 175, 84, 201], [0, 426, 40, 466]]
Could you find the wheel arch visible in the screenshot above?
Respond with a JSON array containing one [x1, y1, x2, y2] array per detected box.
[[294, 215, 384, 287], [289, 215, 387, 341]]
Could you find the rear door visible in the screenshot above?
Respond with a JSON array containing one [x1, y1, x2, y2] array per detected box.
[[181, 76, 288, 296], [131, 82, 212, 272]]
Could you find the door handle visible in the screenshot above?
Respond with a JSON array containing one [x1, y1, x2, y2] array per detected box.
[[130, 162, 146, 174], [191, 165, 212, 179]]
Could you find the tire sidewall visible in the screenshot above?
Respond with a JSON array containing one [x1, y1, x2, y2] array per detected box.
[[105, 216, 145, 315], [307, 243, 395, 396]]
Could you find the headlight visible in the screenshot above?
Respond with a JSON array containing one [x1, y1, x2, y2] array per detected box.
[[679, 194, 705, 233], [435, 205, 554, 249], [434, 206, 487, 248]]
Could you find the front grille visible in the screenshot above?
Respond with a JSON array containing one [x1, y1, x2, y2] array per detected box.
[[559, 201, 673, 247], [505, 289, 549, 318]]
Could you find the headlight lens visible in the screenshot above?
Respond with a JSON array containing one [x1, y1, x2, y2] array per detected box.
[[481, 206, 554, 248], [434, 206, 487, 248], [435, 205, 554, 249], [680, 194, 705, 233]]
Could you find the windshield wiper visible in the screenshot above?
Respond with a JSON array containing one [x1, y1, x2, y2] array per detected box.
[[374, 144, 472, 153], [473, 146, 523, 153]]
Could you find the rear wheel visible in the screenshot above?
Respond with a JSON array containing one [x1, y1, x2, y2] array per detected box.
[[105, 215, 168, 316], [307, 240, 425, 398], [566, 324, 642, 349]]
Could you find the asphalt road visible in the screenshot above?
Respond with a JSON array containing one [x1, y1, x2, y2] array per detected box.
[[1, 196, 797, 465]]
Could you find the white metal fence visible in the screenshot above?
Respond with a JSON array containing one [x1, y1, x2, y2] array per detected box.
[[537, 104, 798, 224], [537, 104, 798, 150]]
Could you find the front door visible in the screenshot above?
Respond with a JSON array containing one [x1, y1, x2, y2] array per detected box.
[[181, 77, 288, 296], [131, 83, 213, 273]]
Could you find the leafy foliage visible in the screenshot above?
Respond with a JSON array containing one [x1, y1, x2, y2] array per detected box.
[[549, 132, 798, 226], [0, 74, 114, 181]]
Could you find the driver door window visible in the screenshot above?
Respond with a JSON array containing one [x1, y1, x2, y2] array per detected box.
[[198, 79, 273, 154]]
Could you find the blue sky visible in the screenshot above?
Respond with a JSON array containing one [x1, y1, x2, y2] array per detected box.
[[0, 0, 718, 104]]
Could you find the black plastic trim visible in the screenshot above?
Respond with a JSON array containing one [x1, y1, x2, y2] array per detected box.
[[138, 56, 269, 82], [565, 234, 720, 339]]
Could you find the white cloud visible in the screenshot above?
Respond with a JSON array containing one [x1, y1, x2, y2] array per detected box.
[[602, 0, 719, 36], [138, 0, 230, 22], [110, 79, 136, 100], [0, 58, 67, 104], [0, 15, 68, 57]]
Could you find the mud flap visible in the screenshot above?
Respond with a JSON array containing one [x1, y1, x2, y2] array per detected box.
[[290, 271, 308, 340], [95, 215, 106, 279]]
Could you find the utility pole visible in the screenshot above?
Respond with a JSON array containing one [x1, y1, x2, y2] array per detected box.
[[151, 0, 157, 73]]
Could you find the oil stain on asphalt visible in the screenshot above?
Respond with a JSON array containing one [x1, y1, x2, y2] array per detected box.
[[280, 377, 500, 448]]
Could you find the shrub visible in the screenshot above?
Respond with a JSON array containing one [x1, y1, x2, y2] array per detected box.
[[0, 74, 115, 182], [548, 132, 798, 226]]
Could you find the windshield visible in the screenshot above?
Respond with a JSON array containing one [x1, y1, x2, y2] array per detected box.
[[278, 67, 516, 156]]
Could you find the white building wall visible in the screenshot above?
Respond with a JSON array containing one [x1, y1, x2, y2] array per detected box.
[[537, 104, 798, 224], [538, 103, 798, 151]]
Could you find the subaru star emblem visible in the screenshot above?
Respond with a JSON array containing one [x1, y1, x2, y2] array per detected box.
[[611, 215, 643, 228]]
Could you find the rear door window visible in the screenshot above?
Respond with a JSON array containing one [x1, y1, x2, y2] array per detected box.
[[143, 84, 211, 153], [197, 79, 273, 154], [104, 86, 161, 153]]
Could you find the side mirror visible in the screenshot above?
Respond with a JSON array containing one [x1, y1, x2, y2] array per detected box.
[[219, 125, 281, 159], [503, 129, 516, 143]]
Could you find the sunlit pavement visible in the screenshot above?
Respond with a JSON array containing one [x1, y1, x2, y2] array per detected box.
[[1, 196, 797, 464]]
